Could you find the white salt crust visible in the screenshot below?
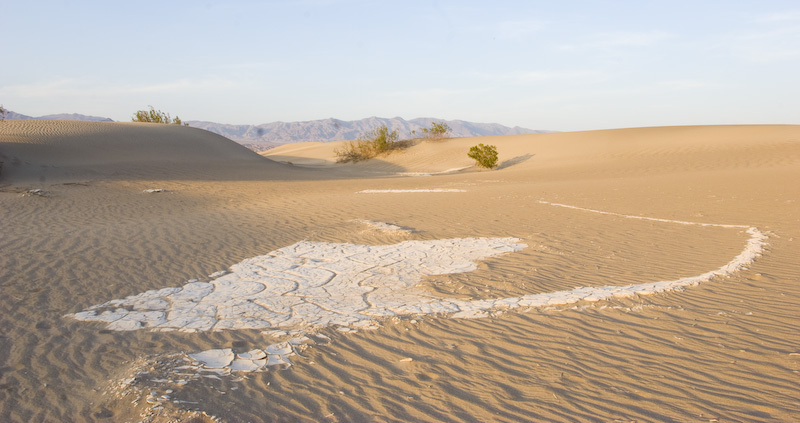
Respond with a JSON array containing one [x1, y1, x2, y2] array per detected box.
[[356, 219, 414, 234], [68, 203, 767, 374], [396, 167, 470, 177], [357, 189, 466, 193], [69, 237, 525, 333]]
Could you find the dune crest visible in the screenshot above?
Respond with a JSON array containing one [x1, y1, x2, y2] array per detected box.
[[0, 120, 275, 181]]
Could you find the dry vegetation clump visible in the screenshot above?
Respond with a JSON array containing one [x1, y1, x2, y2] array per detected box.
[[132, 106, 188, 126], [410, 121, 452, 141], [335, 121, 452, 163], [335, 125, 412, 163]]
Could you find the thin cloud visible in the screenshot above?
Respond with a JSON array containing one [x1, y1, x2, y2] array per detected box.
[[727, 26, 800, 63], [384, 87, 488, 100], [475, 70, 606, 85], [466, 18, 547, 41], [715, 10, 800, 63], [756, 10, 800, 23], [0, 77, 239, 98], [0, 78, 77, 98], [495, 19, 547, 40], [656, 79, 714, 90]]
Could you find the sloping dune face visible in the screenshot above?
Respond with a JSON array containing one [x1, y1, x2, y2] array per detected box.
[[266, 125, 800, 177], [2, 123, 800, 423], [0, 120, 272, 181]]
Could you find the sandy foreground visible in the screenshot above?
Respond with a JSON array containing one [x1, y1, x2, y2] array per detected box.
[[1, 120, 798, 422]]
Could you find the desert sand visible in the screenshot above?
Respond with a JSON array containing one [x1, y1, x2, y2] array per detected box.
[[1, 120, 799, 422]]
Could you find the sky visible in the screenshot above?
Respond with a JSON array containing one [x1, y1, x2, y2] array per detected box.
[[2, 0, 799, 131]]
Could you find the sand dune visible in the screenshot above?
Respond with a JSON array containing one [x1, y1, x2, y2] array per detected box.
[[266, 125, 800, 177], [1, 122, 799, 422], [0, 120, 280, 182]]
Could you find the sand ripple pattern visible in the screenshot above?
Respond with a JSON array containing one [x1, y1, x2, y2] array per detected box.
[[68, 203, 767, 337]]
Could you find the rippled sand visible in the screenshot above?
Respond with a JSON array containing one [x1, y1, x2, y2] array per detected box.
[[1, 121, 799, 422]]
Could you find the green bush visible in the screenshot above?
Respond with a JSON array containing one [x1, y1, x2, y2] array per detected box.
[[335, 125, 405, 163], [364, 125, 399, 153], [410, 121, 452, 140], [132, 106, 187, 125], [468, 143, 499, 169]]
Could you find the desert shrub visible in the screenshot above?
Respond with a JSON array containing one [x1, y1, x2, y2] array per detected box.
[[0, 105, 6, 121], [364, 125, 399, 154], [335, 125, 404, 163], [132, 106, 188, 125], [468, 143, 499, 169], [424, 121, 451, 139], [334, 139, 373, 163], [410, 121, 452, 140]]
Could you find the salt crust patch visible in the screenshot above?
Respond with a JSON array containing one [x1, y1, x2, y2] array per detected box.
[[357, 189, 466, 193], [70, 202, 768, 379], [69, 237, 525, 333], [396, 167, 470, 177], [69, 238, 525, 374], [357, 219, 414, 234]]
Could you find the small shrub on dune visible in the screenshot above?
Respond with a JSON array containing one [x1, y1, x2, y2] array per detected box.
[[0, 104, 7, 121], [335, 139, 373, 163], [468, 143, 499, 169], [364, 125, 399, 154], [132, 106, 188, 125], [335, 125, 408, 163], [409, 121, 452, 140]]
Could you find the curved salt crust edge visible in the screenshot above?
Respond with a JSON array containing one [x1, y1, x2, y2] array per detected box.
[[67, 203, 767, 375], [356, 219, 414, 234], [450, 226, 767, 318], [136, 218, 767, 376], [282, 205, 764, 369], [537, 201, 752, 229], [357, 189, 466, 193], [444, 200, 767, 318], [396, 167, 470, 177]]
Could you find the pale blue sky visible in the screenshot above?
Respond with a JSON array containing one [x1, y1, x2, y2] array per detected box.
[[3, 0, 799, 131]]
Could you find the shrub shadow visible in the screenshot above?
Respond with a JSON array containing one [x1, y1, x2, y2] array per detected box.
[[497, 153, 534, 170]]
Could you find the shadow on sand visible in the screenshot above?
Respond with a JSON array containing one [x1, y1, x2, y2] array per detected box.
[[497, 153, 534, 170]]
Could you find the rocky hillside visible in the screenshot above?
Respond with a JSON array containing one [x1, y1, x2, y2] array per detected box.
[[188, 117, 547, 151]]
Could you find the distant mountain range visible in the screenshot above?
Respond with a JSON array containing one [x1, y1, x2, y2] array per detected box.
[[187, 117, 547, 151], [3, 110, 114, 122], [2, 111, 547, 151]]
